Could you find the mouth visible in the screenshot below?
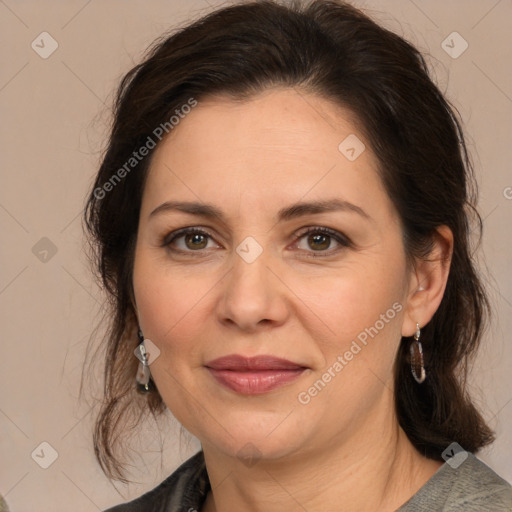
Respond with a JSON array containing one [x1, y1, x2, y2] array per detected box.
[[204, 355, 308, 395]]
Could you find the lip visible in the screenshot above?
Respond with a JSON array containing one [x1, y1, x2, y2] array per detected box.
[[205, 355, 306, 371], [205, 355, 308, 395]]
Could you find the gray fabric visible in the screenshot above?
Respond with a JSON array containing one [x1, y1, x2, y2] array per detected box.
[[104, 450, 512, 511], [397, 452, 512, 511]]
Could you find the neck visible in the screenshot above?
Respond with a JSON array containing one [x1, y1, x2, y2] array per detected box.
[[201, 400, 442, 512]]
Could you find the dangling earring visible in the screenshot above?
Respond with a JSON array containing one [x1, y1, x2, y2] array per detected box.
[[135, 328, 154, 393], [410, 322, 426, 384]]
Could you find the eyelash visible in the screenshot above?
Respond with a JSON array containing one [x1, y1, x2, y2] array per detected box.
[[161, 226, 352, 258]]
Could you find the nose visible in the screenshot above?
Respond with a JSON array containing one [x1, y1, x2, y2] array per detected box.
[[216, 247, 290, 332]]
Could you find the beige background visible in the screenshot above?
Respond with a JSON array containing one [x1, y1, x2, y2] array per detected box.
[[0, 0, 511, 510]]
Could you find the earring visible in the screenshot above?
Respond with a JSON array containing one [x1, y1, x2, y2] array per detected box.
[[410, 323, 426, 384], [136, 328, 154, 393]]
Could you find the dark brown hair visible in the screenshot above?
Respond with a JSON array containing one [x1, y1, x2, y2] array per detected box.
[[84, 0, 494, 482]]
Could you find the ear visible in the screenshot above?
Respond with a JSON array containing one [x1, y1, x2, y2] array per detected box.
[[401, 225, 453, 337]]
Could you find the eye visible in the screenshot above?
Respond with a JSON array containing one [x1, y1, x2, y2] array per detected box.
[[161, 226, 351, 257], [162, 227, 219, 253], [294, 227, 351, 256]]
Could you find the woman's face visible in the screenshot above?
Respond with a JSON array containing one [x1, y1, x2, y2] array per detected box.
[[133, 88, 418, 462]]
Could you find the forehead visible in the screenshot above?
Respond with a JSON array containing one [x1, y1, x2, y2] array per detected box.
[[142, 88, 395, 223], [157, 88, 365, 162]]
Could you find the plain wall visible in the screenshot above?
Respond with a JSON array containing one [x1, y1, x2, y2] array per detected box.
[[1, 0, 511, 510]]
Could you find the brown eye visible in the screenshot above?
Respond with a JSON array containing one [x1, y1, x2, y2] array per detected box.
[[163, 228, 218, 253], [295, 227, 351, 257], [307, 233, 331, 251], [184, 232, 208, 250]]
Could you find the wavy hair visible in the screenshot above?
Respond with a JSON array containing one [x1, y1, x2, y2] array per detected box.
[[83, 0, 494, 481]]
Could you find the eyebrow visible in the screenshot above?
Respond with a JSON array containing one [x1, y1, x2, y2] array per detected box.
[[149, 198, 371, 222]]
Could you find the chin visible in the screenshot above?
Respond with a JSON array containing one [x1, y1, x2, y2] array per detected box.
[[196, 414, 312, 464]]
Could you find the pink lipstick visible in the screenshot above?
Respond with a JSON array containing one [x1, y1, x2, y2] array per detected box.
[[205, 355, 307, 395]]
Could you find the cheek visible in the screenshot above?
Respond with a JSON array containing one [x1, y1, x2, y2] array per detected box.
[[132, 250, 216, 358], [300, 259, 404, 336], [302, 257, 406, 382], [132, 251, 171, 333], [132, 253, 210, 424]]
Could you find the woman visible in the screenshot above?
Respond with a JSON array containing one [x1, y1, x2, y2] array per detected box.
[[84, 0, 512, 510]]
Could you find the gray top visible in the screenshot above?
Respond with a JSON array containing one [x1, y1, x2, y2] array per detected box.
[[105, 450, 512, 511], [397, 451, 512, 511]]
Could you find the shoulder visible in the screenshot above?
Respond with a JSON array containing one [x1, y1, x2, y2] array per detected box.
[[398, 452, 512, 511], [103, 450, 209, 512]]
